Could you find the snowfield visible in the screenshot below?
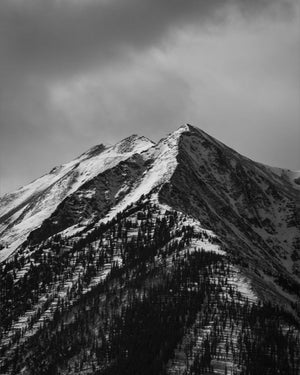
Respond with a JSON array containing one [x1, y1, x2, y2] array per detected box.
[[0, 135, 154, 261]]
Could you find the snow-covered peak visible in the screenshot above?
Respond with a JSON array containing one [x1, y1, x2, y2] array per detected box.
[[101, 127, 186, 222], [112, 134, 154, 154], [78, 143, 107, 160], [0, 124, 298, 264], [0, 134, 154, 259]]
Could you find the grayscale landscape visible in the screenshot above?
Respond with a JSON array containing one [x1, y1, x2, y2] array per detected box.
[[0, 0, 299, 374], [1, 125, 299, 374]]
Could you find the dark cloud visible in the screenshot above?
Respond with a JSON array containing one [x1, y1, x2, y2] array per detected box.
[[0, 0, 298, 194], [0, 0, 294, 78]]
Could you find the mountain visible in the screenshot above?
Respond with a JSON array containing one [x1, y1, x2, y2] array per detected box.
[[0, 124, 299, 374], [0, 135, 154, 261]]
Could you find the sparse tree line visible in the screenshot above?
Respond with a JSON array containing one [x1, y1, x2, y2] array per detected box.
[[0, 201, 299, 374]]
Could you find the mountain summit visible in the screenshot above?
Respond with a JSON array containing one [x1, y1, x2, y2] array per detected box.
[[0, 134, 154, 261], [1, 125, 298, 269], [1, 125, 299, 374]]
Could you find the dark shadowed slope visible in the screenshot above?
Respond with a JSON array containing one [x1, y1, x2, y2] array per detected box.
[[0, 125, 299, 374]]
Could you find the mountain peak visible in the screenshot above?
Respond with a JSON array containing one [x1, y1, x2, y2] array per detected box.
[[1, 125, 298, 264], [79, 143, 107, 159], [169, 123, 192, 137], [170, 123, 218, 144], [113, 134, 154, 154], [1, 124, 299, 374]]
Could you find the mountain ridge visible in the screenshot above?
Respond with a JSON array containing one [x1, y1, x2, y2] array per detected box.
[[0, 124, 299, 374], [1, 124, 299, 297], [0, 134, 154, 260]]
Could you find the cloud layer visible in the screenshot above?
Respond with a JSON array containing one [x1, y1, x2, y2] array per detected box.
[[1, 0, 293, 77], [0, 0, 299, 194]]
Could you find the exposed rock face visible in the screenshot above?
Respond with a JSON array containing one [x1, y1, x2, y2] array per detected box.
[[0, 125, 299, 374]]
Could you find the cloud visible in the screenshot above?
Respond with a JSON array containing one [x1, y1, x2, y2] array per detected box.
[[50, 56, 191, 140], [0, 0, 295, 79], [0, 0, 299, 194]]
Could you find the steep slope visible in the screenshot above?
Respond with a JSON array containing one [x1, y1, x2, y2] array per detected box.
[[5, 126, 187, 250], [158, 125, 300, 302], [1, 124, 298, 299], [0, 135, 154, 261], [0, 124, 299, 374], [1, 200, 299, 374]]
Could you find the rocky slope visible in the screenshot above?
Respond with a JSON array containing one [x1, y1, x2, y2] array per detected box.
[[0, 135, 154, 261], [160, 125, 300, 302], [0, 124, 299, 374]]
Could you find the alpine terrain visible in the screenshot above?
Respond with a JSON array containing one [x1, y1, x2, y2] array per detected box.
[[0, 124, 299, 374]]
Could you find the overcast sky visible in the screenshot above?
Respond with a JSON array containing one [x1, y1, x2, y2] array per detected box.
[[0, 0, 299, 195]]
